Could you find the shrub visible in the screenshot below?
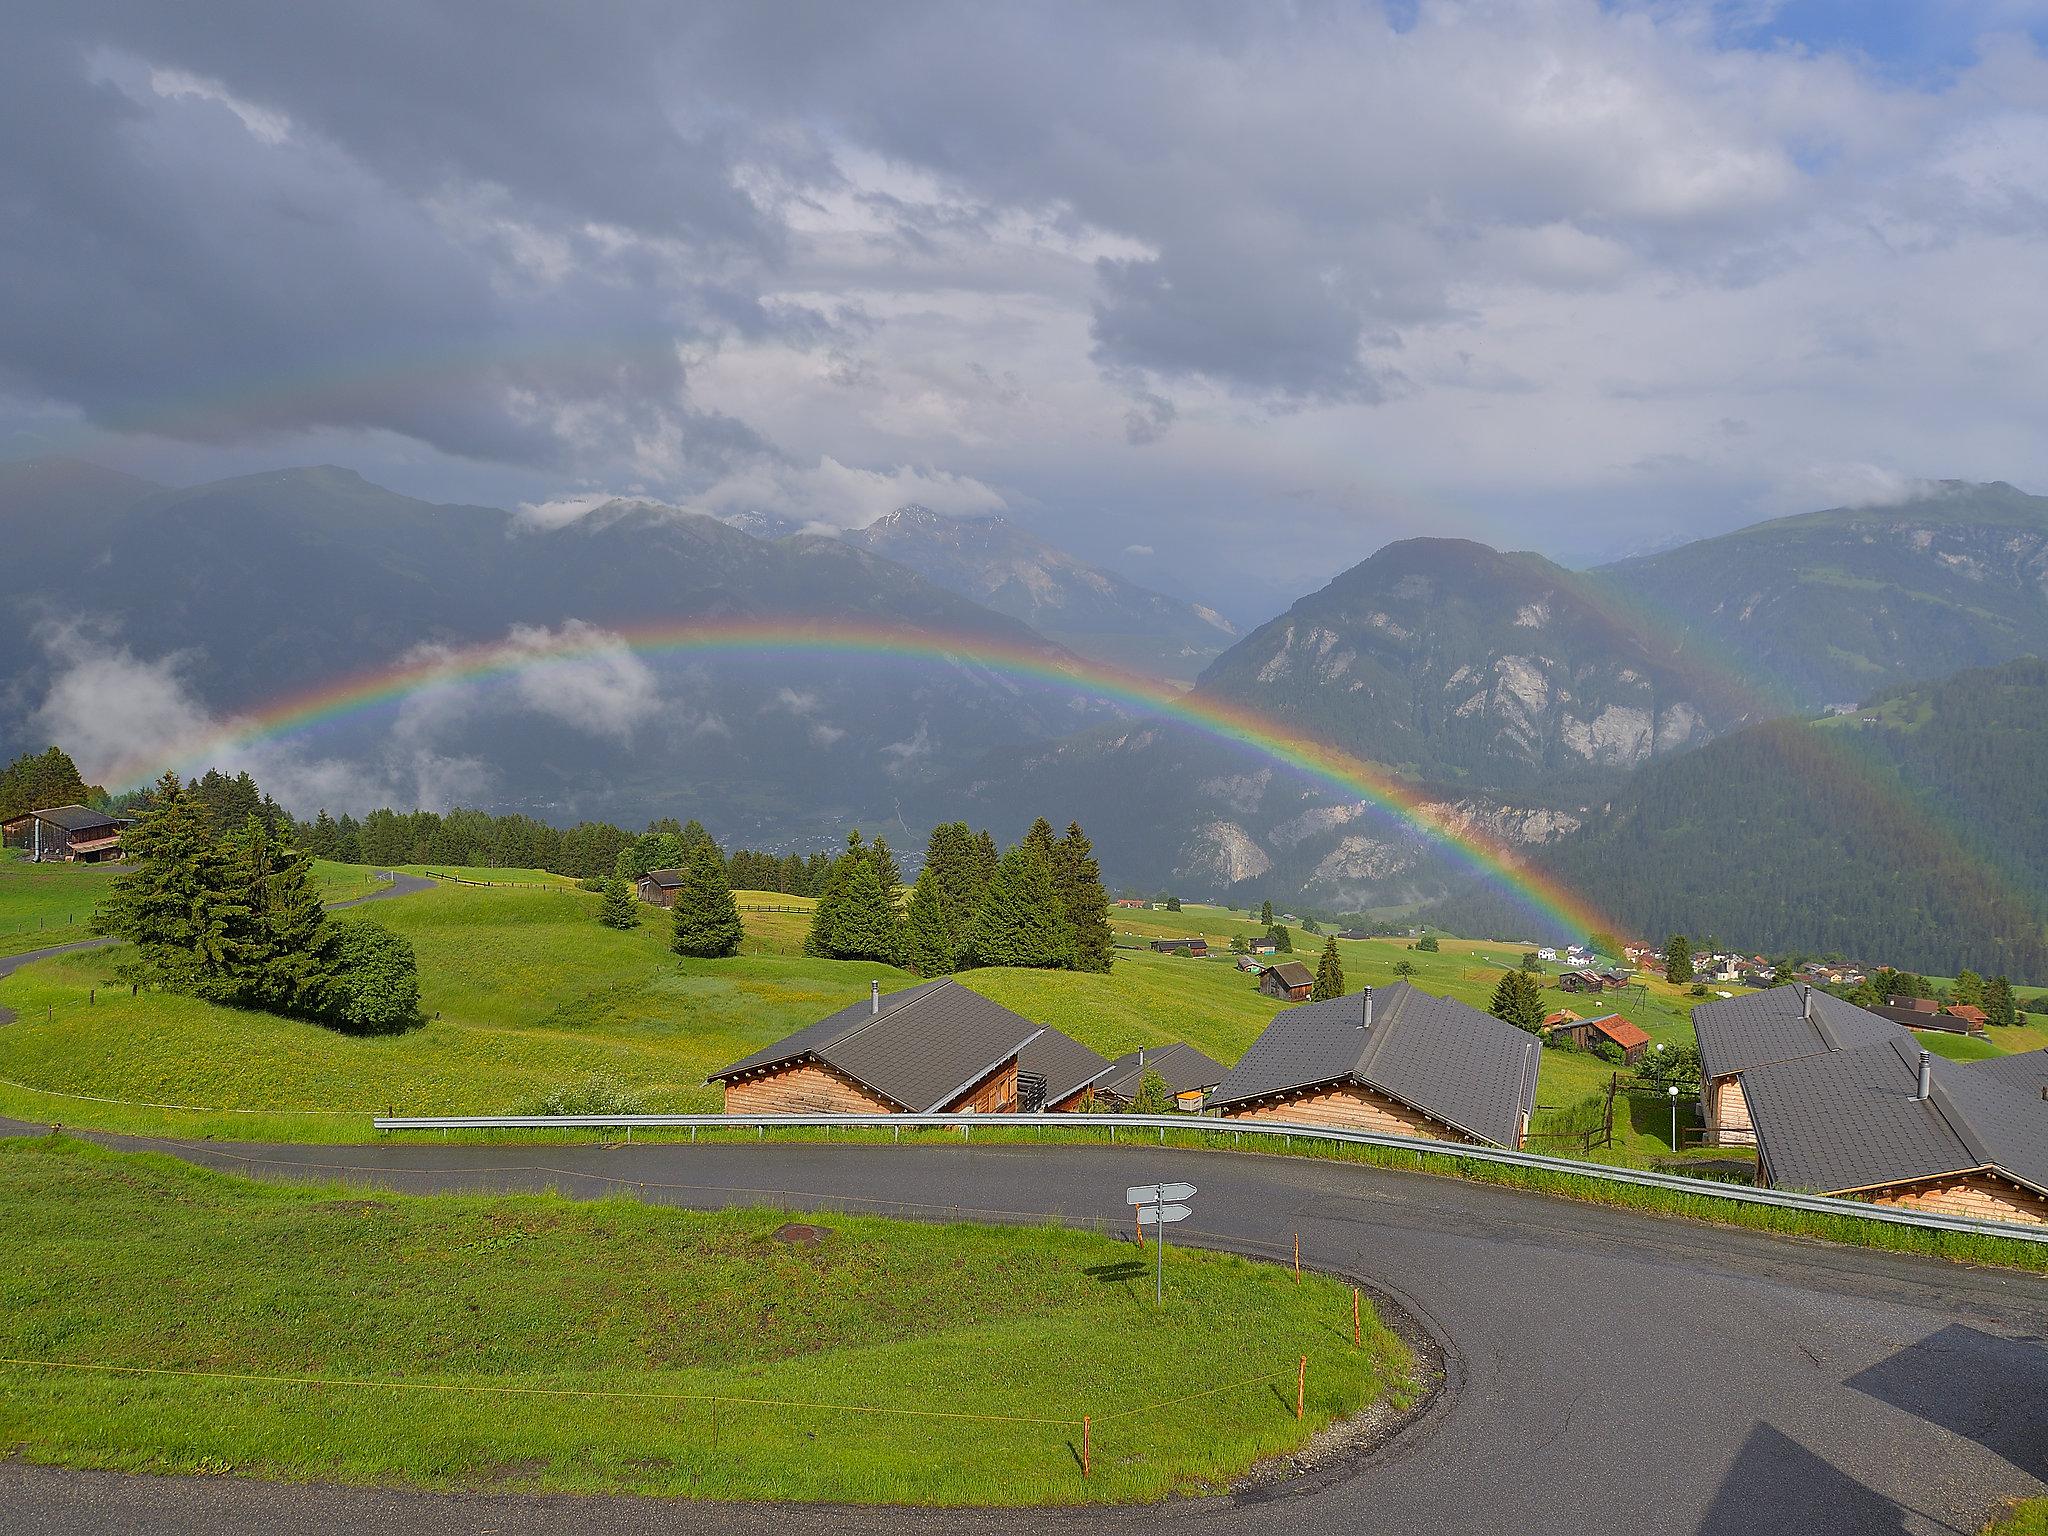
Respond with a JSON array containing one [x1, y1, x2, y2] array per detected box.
[[313, 920, 423, 1035], [1590, 1039, 1625, 1066], [515, 1072, 647, 1117]]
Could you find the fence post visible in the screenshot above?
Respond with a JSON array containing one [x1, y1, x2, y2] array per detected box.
[[1297, 1356, 1306, 1420]]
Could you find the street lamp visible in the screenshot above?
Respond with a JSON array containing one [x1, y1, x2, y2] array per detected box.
[[1668, 1084, 1680, 1149]]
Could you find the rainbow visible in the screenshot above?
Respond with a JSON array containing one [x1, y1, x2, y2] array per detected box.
[[110, 618, 1616, 941]]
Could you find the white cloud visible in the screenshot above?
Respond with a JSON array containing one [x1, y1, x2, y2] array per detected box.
[[1123, 544, 1154, 557], [501, 621, 659, 738], [809, 722, 847, 746], [686, 455, 1006, 531], [880, 720, 933, 776]]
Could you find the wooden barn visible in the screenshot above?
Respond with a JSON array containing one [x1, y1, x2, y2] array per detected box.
[[1542, 1012, 1650, 1063], [0, 804, 129, 863], [1210, 982, 1539, 1149], [708, 979, 1043, 1115], [635, 868, 685, 906], [1150, 936, 1208, 958], [1257, 960, 1314, 1002]]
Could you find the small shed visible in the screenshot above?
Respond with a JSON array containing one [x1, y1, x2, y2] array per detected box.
[[636, 868, 685, 906], [1, 804, 130, 863], [1543, 1012, 1650, 1063], [1150, 936, 1208, 958], [1258, 960, 1315, 1002]]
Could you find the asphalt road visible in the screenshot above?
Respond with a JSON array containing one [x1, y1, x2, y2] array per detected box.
[[1, 1127, 2043, 1535]]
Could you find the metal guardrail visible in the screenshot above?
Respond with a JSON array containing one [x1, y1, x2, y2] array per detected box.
[[368, 1110, 2048, 1246]]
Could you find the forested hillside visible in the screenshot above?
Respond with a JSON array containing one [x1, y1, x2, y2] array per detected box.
[[1432, 658, 2048, 978]]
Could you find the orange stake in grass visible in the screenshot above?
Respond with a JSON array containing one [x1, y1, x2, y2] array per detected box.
[[1083, 1414, 1090, 1478], [1293, 1232, 1300, 1279], [1353, 1287, 1361, 1347], [1297, 1356, 1307, 1420]]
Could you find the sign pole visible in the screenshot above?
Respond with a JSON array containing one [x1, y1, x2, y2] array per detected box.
[[1155, 1188, 1165, 1306]]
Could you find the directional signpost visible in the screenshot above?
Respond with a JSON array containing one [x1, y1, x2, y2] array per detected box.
[[1128, 1181, 1196, 1305]]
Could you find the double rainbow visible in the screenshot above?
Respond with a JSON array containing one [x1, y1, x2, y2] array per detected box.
[[111, 617, 1614, 940]]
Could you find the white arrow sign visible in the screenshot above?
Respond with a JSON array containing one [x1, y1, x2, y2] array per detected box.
[[1127, 1182, 1196, 1205], [1137, 1203, 1191, 1225]]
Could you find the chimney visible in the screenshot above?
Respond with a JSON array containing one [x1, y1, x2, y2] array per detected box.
[[1361, 985, 1374, 1029], [1801, 984, 1814, 1022], [1915, 1050, 1932, 1102], [871, 980, 881, 1015]]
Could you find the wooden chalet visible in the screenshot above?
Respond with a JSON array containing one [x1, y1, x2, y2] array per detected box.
[[635, 868, 685, 906], [708, 979, 1042, 1115], [1870, 997, 1989, 1037], [1742, 1042, 2048, 1227], [1257, 960, 1315, 1002], [1210, 983, 1539, 1149], [1015, 1026, 1114, 1112], [0, 804, 129, 863], [1150, 936, 1208, 958], [1558, 970, 1607, 994], [1692, 986, 1907, 1147], [1092, 1042, 1228, 1111]]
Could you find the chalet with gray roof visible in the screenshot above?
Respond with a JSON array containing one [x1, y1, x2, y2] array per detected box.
[[1741, 1039, 2048, 1227], [1093, 1042, 1228, 1110], [1257, 960, 1315, 1001], [1, 804, 130, 863], [1208, 982, 1539, 1149], [1692, 985, 1909, 1146], [1015, 1026, 1114, 1112], [709, 979, 1041, 1115], [634, 867, 685, 906]]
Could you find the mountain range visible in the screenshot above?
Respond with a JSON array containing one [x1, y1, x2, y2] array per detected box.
[[5, 455, 2047, 965]]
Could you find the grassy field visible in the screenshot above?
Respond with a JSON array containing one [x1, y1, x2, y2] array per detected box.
[[1986, 1500, 2048, 1536], [0, 1136, 1412, 1505], [0, 857, 385, 958], [0, 867, 2036, 1166]]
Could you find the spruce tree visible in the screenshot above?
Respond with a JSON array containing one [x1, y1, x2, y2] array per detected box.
[[868, 836, 903, 901], [1489, 969, 1544, 1033], [969, 842, 1074, 969], [678, 819, 723, 873], [1164, 895, 1181, 912], [1265, 923, 1292, 953], [599, 877, 641, 930], [227, 817, 329, 1012], [1954, 969, 1985, 1008], [925, 822, 982, 942], [970, 829, 1000, 894], [671, 843, 742, 958], [1260, 900, 1274, 926], [94, 773, 238, 996], [816, 854, 900, 963], [1053, 821, 1113, 973], [1985, 974, 2017, 1028], [1664, 934, 1694, 985], [902, 867, 955, 976], [1310, 937, 1345, 1001]]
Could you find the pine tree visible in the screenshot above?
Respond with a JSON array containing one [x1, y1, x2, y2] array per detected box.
[[817, 854, 900, 963], [1664, 934, 1694, 985], [869, 836, 902, 901], [224, 817, 329, 1012], [902, 867, 955, 976], [925, 822, 983, 944], [1164, 895, 1181, 912], [1954, 969, 1986, 1008], [971, 829, 1000, 893], [969, 842, 1075, 969], [1489, 969, 1544, 1033], [1310, 937, 1345, 1001], [1053, 821, 1113, 973], [1265, 923, 1292, 953], [678, 819, 723, 873], [1260, 900, 1274, 926], [599, 877, 641, 930], [671, 843, 742, 958], [94, 774, 238, 996], [1985, 974, 2017, 1028]]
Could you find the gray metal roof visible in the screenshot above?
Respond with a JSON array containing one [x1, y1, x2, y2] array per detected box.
[[1692, 985, 1907, 1083], [707, 979, 1042, 1112], [10, 804, 126, 833], [1016, 1026, 1114, 1106], [639, 867, 685, 887], [1209, 982, 1541, 1148], [1742, 1035, 2048, 1198], [1098, 1041, 1228, 1100], [1263, 960, 1314, 989]]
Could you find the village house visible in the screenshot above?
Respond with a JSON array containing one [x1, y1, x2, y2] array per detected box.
[[1114, 898, 1149, 909], [1091, 1042, 1228, 1112], [1541, 1011, 1650, 1063], [635, 867, 685, 906], [1564, 945, 1594, 967], [708, 979, 1042, 1114], [1209, 982, 1540, 1149], [1235, 953, 1265, 974], [1335, 929, 1373, 941], [1016, 1026, 1115, 1112], [0, 804, 130, 863], [1257, 959, 1315, 1002], [1536, 947, 1559, 962], [1150, 936, 1208, 958], [1741, 1041, 2048, 1227], [1559, 970, 1611, 995], [1248, 939, 1277, 956], [1692, 987, 1907, 1146]]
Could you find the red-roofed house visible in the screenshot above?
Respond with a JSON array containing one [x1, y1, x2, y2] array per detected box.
[[1542, 1012, 1650, 1063]]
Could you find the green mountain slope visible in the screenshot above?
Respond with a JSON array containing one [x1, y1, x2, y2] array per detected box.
[[1596, 481, 2048, 709], [1475, 658, 2048, 977]]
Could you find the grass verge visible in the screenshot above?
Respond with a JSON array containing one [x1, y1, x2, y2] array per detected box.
[[1986, 1499, 2048, 1535], [0, 1135, 1412, 1505]]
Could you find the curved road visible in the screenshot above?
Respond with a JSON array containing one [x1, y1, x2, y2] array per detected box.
[[0, 1127, 2043, 1536]]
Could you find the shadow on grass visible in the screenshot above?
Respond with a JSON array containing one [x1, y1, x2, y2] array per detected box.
[[1082, 1260, 1147, 1282]]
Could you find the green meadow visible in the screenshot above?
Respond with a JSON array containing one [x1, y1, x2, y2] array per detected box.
[[0, 865, 2037, 1162], [0, 1136, 1412, 1505]]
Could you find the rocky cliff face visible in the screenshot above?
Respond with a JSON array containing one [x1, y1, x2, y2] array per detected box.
[[1196, 537, 1744, 790]]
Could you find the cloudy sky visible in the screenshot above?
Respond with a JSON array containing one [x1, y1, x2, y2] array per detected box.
[[6, 0, 2048, 621]]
